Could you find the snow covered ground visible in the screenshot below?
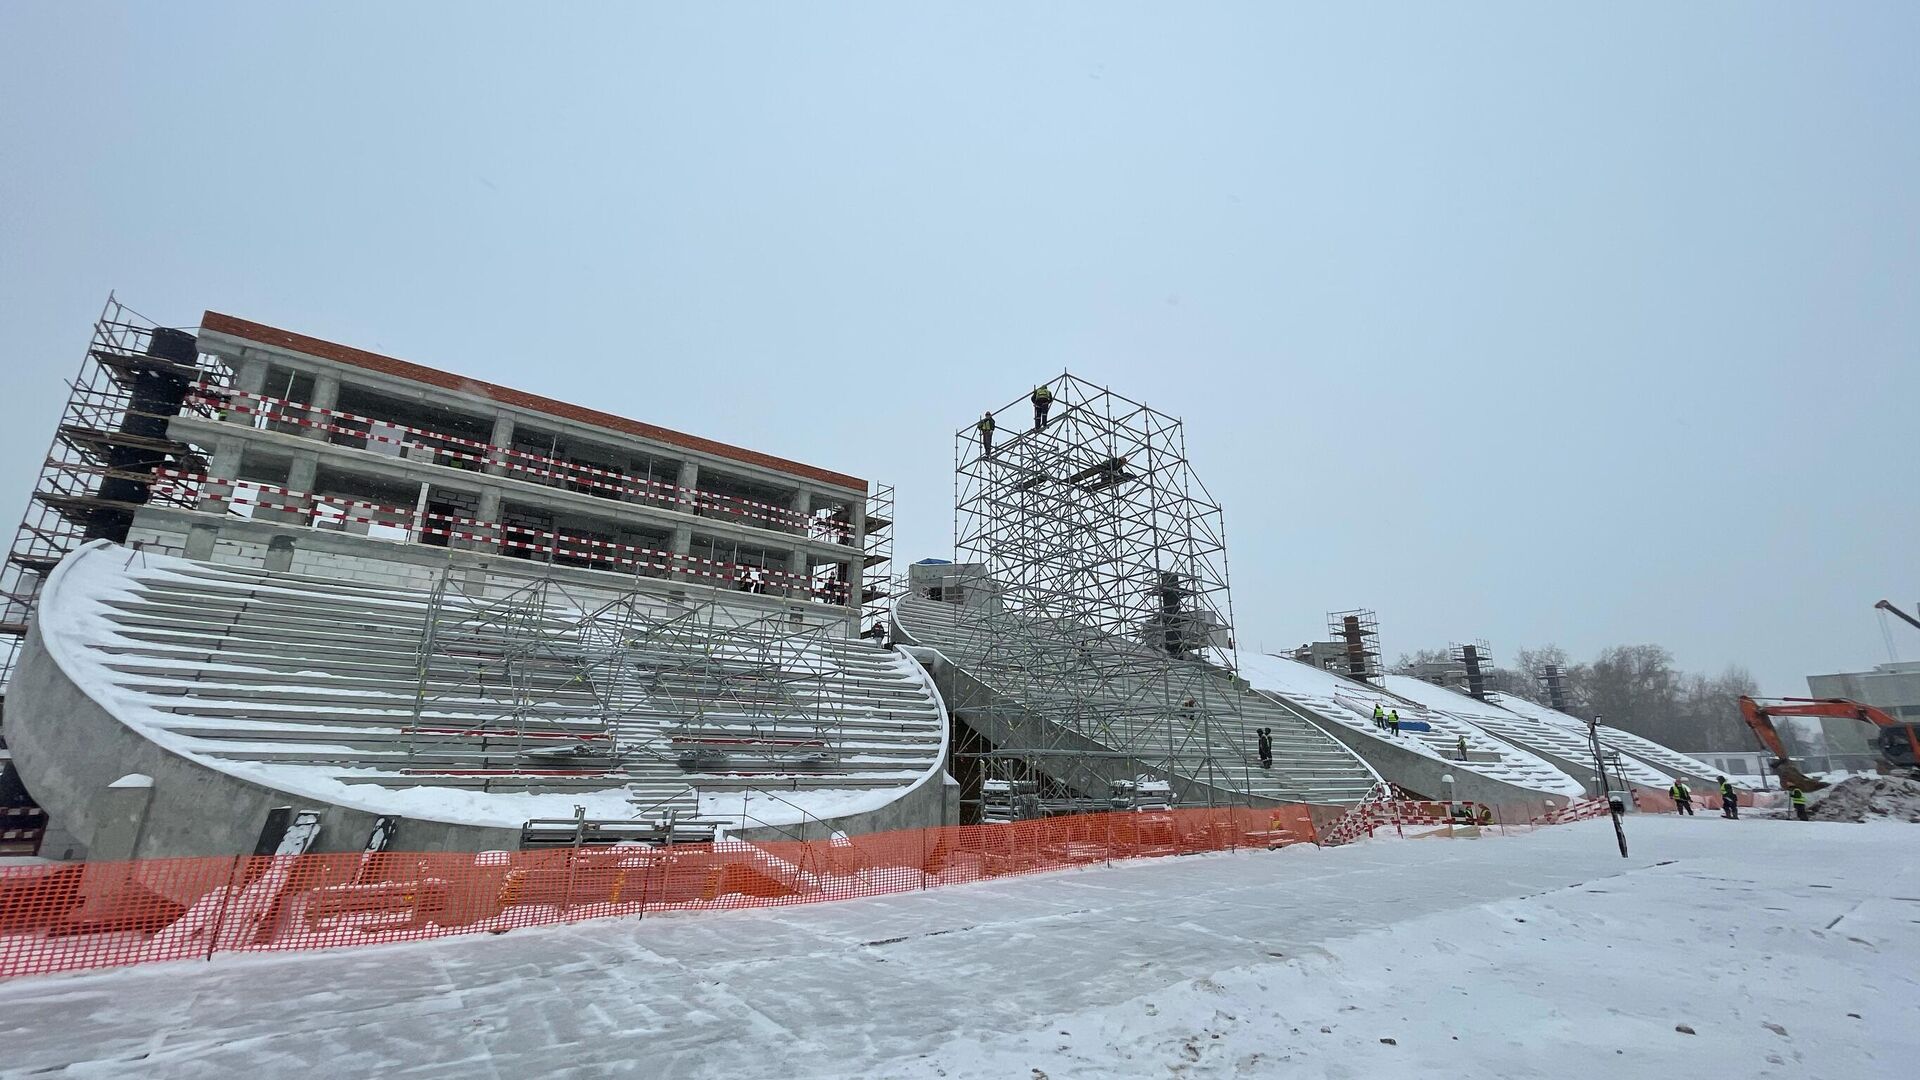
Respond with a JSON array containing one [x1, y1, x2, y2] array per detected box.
[[0, 816, 1914, 1078]]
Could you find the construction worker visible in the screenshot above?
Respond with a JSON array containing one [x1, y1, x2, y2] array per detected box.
[[1670, 779, 1694, 816], [1388, 709, 1401, 737], [1718, 776, 1738, 819], [1790, 785, 1810, 821], [1031, 384, 1054, 431], [975, 412, 996, 459], [1457, 735, 1470, 761], [1372, 703, 1386, 731]]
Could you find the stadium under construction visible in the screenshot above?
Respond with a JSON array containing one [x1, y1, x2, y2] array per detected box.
[[0, 299, 1727, 862]]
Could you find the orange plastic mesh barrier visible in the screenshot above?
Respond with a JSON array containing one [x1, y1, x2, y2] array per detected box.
[[0, 801, 1551, 981]]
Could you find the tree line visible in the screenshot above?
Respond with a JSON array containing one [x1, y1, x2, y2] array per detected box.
[[1389, 643, 1759, 751]]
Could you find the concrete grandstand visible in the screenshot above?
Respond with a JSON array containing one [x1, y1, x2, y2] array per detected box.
[[0, 301, 944, 859], [0, 305, 1730, 860], [1235, 651, 1586, 810]]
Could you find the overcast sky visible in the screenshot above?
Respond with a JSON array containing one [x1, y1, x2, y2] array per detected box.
[[3, 3, 1915, 695]]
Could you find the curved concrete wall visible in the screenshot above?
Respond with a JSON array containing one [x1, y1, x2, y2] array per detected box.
[[7, 618, 524, 862], [8, 555, 955, 861], [728, 647, 957, 841]]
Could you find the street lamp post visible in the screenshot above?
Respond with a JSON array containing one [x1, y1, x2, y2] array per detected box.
[[1588, 712, 1629, 858]]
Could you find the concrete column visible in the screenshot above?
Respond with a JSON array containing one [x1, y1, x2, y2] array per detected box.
[[457, 487, 504, 552], [282, 453, 319, 526], [196, 439, 245, 514], [75, 773, 155, 917], [93, 774, 154, 861], [786, 546, 809, 599], [785, 487, 813, 598], [264, 535, 296, 573], [303, 372, 340, 441], [226, 356, 269, 426], [676, 460, 701, 514], [669, 523, 694, 581], [845, 496, 868, 612], [486, 413, 516, 476], [789, 486, 813, 536], [185, 522, 219, 561]]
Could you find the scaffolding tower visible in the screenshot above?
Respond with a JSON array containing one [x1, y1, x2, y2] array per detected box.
[[0, 296, 225, 688], [1450, 640, 1493, 700], [1328, 609, 1382, 687], [937, 374, 1249, 820], [860, 483, 894, 632], [1538, 663, 1575, 714]]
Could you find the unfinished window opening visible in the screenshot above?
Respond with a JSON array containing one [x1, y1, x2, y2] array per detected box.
[[810, 499, 856, 546], [696, 470, 795, 529], [421, 489, 480, 548], [329, 385, 493, 469], [616, 525, 674, 579], [258, 367, 316, 436], [224, 454, 292, 522], [311, 469, 431, 540], [500, 504, 556, 561]]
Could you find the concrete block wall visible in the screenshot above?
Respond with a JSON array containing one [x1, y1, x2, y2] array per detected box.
[[125, 527, 188, 558], [285, 547, 442, 593]]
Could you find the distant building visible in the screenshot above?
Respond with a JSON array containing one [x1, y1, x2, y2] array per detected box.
[[1685, 749, 1773, 783], [1804, 660, 1920, 771]]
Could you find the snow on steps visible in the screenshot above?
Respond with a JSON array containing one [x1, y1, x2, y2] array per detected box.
[[33, 542, 948, 832]]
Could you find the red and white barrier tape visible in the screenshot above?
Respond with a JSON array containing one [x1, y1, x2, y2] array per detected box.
[[151, 470, 851, 601], [190, 385, 844, 537]]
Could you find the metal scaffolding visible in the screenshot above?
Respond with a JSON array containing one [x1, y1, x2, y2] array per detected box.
[[402, 566, 864, 796], [0, 295, 226, 688], [859, 482, 894, 632], [934, 374, 1250, 820], [1327, 609, 1383, 687], [1450, 640, 1493, 700]]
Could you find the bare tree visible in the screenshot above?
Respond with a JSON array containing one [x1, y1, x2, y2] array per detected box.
[[1389, 646, 1452, 674]]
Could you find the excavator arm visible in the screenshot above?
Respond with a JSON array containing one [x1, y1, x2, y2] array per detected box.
[[1737, 696, 1920, 791]]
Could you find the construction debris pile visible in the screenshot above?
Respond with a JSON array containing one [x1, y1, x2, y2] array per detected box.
[[1808, 775, 1920, 823]]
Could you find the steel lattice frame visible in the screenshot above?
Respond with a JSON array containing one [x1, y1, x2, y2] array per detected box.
[[943, 374, 1252, 814], [0, 296, 225, 687], [402, 565, 857, 816]]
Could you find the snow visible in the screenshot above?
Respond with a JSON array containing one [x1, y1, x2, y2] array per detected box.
[[30, 542, 947, 832], [1236, 653, 1585, 797], [1807, 775, 1920, 823], [1387, 675, 1672, 788], [1, 816, 1912, 1078]]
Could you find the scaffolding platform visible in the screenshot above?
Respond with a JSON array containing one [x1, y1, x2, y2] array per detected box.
[[0, 295, 228, 686]]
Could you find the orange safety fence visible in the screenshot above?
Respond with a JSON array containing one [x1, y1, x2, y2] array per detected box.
[[0, 800, 1589, 982]]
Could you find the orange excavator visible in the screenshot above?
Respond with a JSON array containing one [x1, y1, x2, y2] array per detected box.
[[1737, 696, 1920, 791]]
